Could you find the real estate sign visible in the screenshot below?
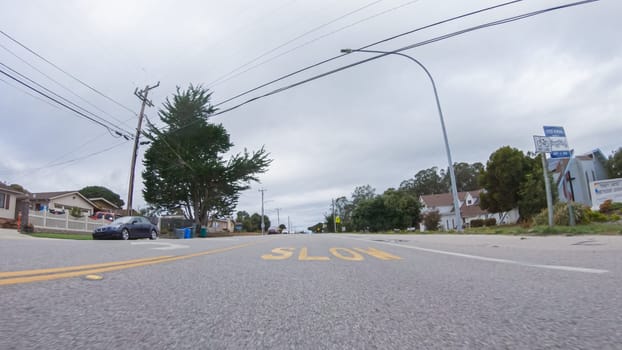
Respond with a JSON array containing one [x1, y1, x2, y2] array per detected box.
[[589, 178, 622, 209], [543, 126, 571, 158]]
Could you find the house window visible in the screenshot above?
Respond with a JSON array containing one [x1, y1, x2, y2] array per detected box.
[[467, 199, 472, 205], [0, 193, 8, 209]]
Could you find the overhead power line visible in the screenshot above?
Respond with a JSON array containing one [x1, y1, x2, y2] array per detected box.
[[0, 67, 134, 139], [0, 43, 134, 130], [0, 75, 62, 111], [213, 0, 524, 108], [209, 0, 423, 90], [208, 0, 598, 118], [0, 61, 130, 138], [207, 0, 388, 88], [0, 29, 137, 116]]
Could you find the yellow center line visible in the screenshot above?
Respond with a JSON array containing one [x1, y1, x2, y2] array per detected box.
[[0, 256, 173, 279], [0, 242, 257, 286]]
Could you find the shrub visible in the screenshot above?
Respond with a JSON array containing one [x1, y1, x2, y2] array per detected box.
[[470, 219, 484, 228], [534, 202, 590, 226], [599, 200, 613, 213], [70, 207, 83, 218], [484, 218, 497, 226], [423, 210, 440, 231], [586, 209, 608, 222]]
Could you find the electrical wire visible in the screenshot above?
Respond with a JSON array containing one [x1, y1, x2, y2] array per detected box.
[[0, 29, 138, 116], [0, 75, 61, 111], [207, 0, 387, 88], [1, 61, 129, 137], [0, 43, 135, 131], [203, 0, 598, 124], [209, 0, 423, 90], [214, 0, 524, 108], [0, 67, 134, 139]]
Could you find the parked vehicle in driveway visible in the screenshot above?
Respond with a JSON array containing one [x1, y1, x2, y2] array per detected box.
[[89, 212, 116, 221], [92, 216, 158, 240]]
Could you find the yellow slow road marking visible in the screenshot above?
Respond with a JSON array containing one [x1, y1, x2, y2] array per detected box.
[[261, 247, 402, 261], [298, 247, 330, 261], [261, 247, 295, 260], [329, 248, 364, 261], [0, 242, 256, 286]]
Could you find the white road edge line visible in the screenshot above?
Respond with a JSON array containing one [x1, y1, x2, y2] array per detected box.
[[339, 236, 609, 274]]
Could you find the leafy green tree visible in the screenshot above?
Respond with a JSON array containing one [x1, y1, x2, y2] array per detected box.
[[381, 188, 421, 229], [479, 146, 532, 213], [79, 186, 124, 207], [442, 162, 484, 192], [142, 85, 271, 231], [249, 213, 270, 232], [517, 154, 558, 219], [351, 185, 376, 206], [236, 211, 253, 231], [399, 167, 447, 196], [278, 224, 286, 232], [9, 183, 29, 194], [422, 210, 441, 231], [334, 196, 353, 230], [351, 196, 387, 232], [607, 147, 622, 178]]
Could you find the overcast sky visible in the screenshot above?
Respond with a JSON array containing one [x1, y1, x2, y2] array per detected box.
[[1, 0, 620, 231]]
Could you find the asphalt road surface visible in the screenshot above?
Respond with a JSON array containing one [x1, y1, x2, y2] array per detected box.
[[1, 232, 621, 349]]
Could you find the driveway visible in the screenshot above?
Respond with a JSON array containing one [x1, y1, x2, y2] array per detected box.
[[0, 228, 35, 239]]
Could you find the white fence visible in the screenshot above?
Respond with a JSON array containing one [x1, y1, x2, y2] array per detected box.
[[28, 211, 110, 233]]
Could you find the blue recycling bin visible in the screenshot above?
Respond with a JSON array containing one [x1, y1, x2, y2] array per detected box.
[[184, 227, 191, 239], [174, 229, 185, 239]]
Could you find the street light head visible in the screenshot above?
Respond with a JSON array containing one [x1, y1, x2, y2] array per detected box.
[[340, 48, 353, 54]]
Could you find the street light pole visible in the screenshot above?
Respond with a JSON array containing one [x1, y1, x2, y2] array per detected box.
[[259, 188, 266, 235], [341, 48, 463, 232]]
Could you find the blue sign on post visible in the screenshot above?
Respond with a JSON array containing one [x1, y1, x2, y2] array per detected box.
[[543, 126, 571, 158]]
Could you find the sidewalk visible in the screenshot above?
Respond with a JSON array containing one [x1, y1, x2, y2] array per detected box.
[[0, 227, 35, 239]]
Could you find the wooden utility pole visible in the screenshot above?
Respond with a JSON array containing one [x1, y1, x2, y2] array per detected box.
[[127, 82, 159, 215]]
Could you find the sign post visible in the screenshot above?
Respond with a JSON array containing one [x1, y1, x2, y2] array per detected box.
[[533, 135, 554, 227], [541, 126, 575, 226]]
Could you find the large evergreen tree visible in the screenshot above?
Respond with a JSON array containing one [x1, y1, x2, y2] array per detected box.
[[142, 85, 271, 230], [79, 186, 124, 207]]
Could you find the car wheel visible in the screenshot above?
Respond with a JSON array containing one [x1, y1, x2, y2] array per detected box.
[[149, 229, 158, 240], [121, 228, 130, 240]]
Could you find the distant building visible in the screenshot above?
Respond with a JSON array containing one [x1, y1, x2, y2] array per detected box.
[[550, 149, 609, 207], [420, 190, 519, 231]]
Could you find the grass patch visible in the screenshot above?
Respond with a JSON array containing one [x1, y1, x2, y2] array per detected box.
[[464, 222, 622, 235], [28, 232, 93, 240]]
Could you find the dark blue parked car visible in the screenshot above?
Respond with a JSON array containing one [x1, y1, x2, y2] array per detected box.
[[93, 216, 158, 240]]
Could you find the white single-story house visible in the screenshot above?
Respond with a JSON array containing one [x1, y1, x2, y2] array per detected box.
[[208, 218, 235, 232], [420, 189, 519, 231], [29, 191, 96, 215], [0, 183, 25, 221]]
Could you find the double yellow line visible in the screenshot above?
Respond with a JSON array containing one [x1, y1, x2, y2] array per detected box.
[[0, 242, 255, 286]]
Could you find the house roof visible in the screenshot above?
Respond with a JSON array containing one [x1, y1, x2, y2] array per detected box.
[[461, 204, 488, 218], [30, 191, 77, 200], [0, 182, 25, 195], [89, 197, 121, 209], [30, 191, 96, 208], [420, 190, 483, 208]]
